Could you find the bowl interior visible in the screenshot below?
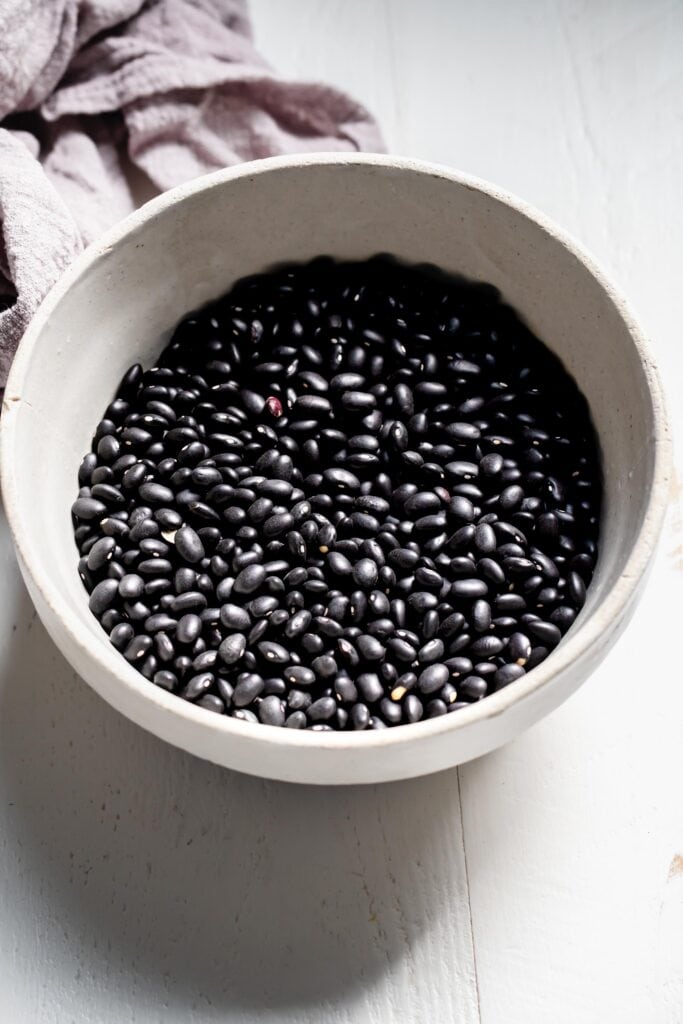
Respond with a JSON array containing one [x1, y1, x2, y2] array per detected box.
[[0, 156, 663, 780]]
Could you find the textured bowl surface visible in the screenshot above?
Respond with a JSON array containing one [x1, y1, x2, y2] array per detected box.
[[0, 154, 671, 784]]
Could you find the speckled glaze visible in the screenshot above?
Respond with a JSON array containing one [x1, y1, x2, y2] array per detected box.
[[0, 154, 671, 784]]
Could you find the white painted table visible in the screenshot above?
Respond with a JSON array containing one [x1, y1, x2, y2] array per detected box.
[[1, 2, 682, 1021]]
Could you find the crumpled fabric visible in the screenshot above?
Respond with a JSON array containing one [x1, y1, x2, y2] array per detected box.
[[0, 0, 383, 387]]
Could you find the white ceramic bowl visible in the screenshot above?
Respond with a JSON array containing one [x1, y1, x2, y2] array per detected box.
[[0, 154, 671, 784]]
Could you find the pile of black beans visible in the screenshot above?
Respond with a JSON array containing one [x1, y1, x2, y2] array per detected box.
[[73, 256, 601, 730]]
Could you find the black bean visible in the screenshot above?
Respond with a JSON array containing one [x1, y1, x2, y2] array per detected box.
[[176, 613, 202, 644], [86, 536, 116, 572], [233, 673, 264, 706], [550, 605, 576, 631], [440, 612, 466, 637], [351, 557, 378, 588], [138, 558, 172, 576], [323, 467, 361, 491], [281, 665, 314, 688], [357, 673, 384, 703], [460, 675, 487, 699], [232, 708, 258, 723], [567, 570, 587, 608], [258, 695, 286, 726], [425, 699, 448, 718], [404, 491, 440, 515], [218, 633, 247, 664], [492, 664, 526, 689], [471, 599, 492, 632], [124, 634, 153, 662], [284, 710, 307, 728], [263, 512, 294, 538], [527, 620, 562, 646], [388, 547, 419, 571], [418, 638, 445, 663], [474, 523, 496, 554], [153, 669, 178, 691], [88, 579, 119, 615], [470, 635, 505, 657], [111, 622, 135, 650], [233, 564, 266, 594], [357, 635, 385, 661], [422, 609, 440, 640], [326, 551, 352, 576], [197, 694, 224, 714], [72, 497, 107, 520], [508, 632, 531, 663], [145, 613, 178, 633], [175, 525, 205, 563], [401, 694, 422, 722], [139, 482, 174, 505], [418, 663, 449, 695], [258, 640, 290, 665], [283, 608, 312, 638], [308, 696, 337, 721], [405, 593, 436, 617], [338, 699, 365, 731], [172, 590, 207, 613], [450, 578, 488, 599]]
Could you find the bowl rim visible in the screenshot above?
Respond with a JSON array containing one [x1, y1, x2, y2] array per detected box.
[[0, 151, 673, 756]]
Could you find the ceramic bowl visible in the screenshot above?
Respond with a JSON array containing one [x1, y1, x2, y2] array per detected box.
[[0, 154, 671, 784]]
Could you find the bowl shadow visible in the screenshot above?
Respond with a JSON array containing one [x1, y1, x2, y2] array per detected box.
[[0, 526, 474, 1017]]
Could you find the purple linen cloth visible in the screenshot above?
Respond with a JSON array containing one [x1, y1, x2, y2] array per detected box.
[[0, 0, 383, 387]]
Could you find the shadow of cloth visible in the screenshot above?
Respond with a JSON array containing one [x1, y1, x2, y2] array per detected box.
[[0, 569, 472, 1018]]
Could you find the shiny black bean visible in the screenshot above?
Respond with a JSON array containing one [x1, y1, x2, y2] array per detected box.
[[527, 619, 562, 646], [124, 634, 153, 662], [472, 599, 492, 632], [218, 633, 247, 664], [88, 579, 119, 615], [470, 635, 505, 657], [176, 613, 202, 644], [258, 640, 290, 665], [418, 663, 449, 694], [492, 664, 526, 689], [233, 673, 264, 706], [418, 638, 445, 663], [308, 696, 337, 721], [351, 557, 378, 588], [357, 673, 383, 703], [175, 525, 205, 563], [258, 695, 285, 726], [233, 564, 266, 594], [450, 578, 488, 599], [72, 497, 107, 520]]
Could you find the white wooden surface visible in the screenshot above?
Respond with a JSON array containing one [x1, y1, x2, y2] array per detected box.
[[1, 2, 682, 1021]]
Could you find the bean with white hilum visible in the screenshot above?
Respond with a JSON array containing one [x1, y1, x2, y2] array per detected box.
[[73, 256, 601, 729]]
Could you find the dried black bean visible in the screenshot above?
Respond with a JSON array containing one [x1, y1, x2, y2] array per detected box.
[[258, 695, 286, 726], [418, 663, 449, 695], [357, 673, 384, 703], [88, 579, 119, 615], [527, 619, 562, 646], [308, 696, 337, 721], [492, 664, 526, 689], [233, 564, 266, 594], [175, 525, 205, 563], [218, 633, 247, 664], [233, 673, 264, 706]]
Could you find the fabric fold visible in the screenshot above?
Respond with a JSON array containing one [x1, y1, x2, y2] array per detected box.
[[0, 0, 383, 387]]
